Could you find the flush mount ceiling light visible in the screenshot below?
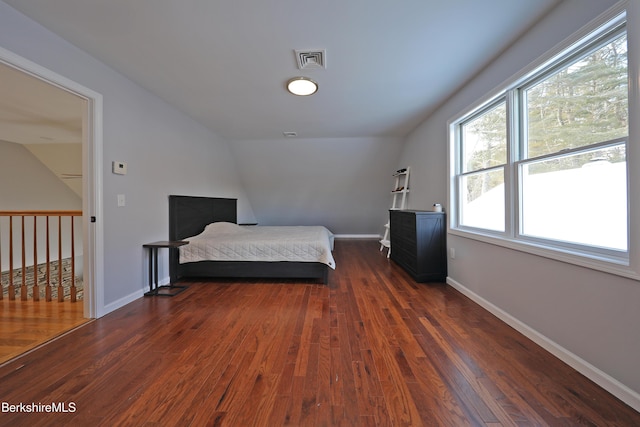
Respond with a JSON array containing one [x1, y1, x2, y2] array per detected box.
[[286, 77, 318, 96]]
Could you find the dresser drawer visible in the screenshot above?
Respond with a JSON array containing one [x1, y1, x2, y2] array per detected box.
[[389, 210, 447, 282]]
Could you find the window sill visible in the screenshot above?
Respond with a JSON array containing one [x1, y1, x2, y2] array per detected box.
[[448, 227, 640, 281]]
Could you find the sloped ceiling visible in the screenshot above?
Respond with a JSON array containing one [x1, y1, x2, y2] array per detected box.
[[0, 61, 84, 196], [2, 0, 562, 141], [0, 61, 83, 145], [25, 143, 82, 197]]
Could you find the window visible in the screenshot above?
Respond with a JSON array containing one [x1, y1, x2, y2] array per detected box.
[[459, 101, 506, 232], [450, 10, 631, 269]]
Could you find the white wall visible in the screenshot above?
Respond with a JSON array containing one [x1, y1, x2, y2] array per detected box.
[[0, 2, 254, 310], [0, 140, 81, 210], [399, 0, 640, 409], [0, 140, 82, 267], [230, 136, 403, 235], [26, 143, 83, 197]]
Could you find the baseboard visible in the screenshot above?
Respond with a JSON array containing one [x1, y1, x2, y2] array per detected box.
[[102, 276, 171, 315], [102, 289, 143, 315], [446, 277, 640, 413], [334, 234, 380, 239]]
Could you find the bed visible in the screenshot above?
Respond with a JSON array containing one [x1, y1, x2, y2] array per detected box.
[[168, 195, 335, 284]]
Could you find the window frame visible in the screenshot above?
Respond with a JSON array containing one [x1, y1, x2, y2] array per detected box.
[[456, 97, 508, 233], [448, 2, 640, 280]]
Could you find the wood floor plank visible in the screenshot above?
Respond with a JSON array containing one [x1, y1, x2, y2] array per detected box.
[[0, 299, 87, 365], [0, 240, 639, 426], [315, 334, 332, 425]]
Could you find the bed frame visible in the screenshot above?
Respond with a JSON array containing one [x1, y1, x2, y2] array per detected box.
[[168, 195, 330, 284]]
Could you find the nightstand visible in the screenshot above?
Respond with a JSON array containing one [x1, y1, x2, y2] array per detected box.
[[143, 241, 189, 296]]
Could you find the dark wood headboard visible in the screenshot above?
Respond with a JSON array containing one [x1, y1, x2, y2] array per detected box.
[[168, 195, 237, 283], [169, 195, 237, 241]]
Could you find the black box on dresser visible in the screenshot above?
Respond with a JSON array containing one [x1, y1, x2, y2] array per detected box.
[[389, 210, 447, 282]]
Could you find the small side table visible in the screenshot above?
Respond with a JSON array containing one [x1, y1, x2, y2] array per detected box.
[[143, 241, 189, 297]]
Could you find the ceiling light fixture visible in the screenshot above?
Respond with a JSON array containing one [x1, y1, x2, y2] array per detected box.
[[286, 77, 318, 96]]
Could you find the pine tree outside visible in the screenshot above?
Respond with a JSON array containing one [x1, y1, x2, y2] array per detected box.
[[457, 30, 628, 252]]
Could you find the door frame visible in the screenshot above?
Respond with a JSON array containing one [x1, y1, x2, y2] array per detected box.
[[0, 46, 104, 318]]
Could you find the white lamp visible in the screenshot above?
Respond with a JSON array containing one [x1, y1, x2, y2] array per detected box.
[[286, 77, 318, 96]]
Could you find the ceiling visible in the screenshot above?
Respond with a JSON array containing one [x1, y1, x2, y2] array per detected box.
[[2, 0, 562, 141], [0, 61, 83, 196], [0, 61, 83, 145]]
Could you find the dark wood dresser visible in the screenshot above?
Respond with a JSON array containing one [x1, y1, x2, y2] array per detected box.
[[389, 210, 447, 282]]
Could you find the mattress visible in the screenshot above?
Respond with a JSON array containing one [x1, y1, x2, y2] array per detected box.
[[179, 222, 336, 269]]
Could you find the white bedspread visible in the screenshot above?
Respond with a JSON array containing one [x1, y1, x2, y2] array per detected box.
[[179, 222, 336, 269]]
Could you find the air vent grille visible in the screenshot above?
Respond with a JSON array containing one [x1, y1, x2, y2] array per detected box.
[[295, 49, 326, 70]]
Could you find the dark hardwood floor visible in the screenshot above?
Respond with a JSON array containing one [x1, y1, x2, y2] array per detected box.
[[0, 240, 638, 426]]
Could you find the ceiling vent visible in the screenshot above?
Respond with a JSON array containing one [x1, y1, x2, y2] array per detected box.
[[295, 49, 326, 70]]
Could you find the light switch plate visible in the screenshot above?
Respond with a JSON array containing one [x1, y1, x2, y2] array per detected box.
[[113, 161, 127, 175]]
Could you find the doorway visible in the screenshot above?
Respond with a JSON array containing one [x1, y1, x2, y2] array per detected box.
[[0, 46, 103, 362]]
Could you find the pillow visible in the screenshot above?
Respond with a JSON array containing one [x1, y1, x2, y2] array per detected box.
[[200, 221, 250, 236]]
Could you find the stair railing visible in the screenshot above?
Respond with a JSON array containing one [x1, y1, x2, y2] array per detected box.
[[0, 210, 82, 302]]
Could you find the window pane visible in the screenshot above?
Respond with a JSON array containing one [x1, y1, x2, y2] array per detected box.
[[460, 168, 505, 231], [520, 144, 627, 250], [525, 34, 628, 158], [462, 102, 507, 172]]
